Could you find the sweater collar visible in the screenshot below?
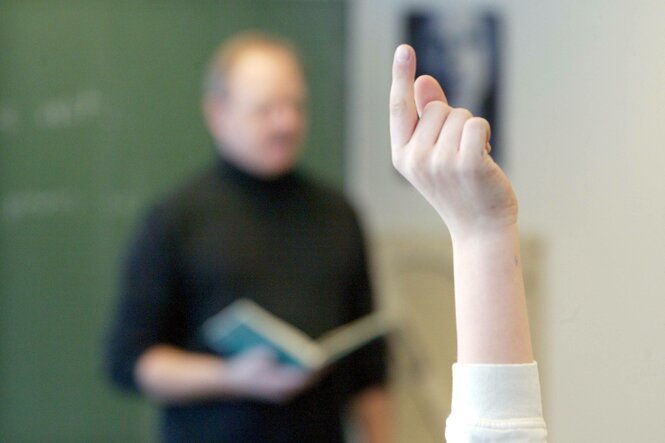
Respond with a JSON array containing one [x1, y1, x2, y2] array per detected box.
[[216, 156, 301, 195]]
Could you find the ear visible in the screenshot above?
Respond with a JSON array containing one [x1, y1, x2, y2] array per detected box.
[[203, 95, 220, 123], [202, 96, 226, 139]]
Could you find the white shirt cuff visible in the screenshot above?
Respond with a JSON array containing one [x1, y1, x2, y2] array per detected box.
[[449, 361, 544, 422]]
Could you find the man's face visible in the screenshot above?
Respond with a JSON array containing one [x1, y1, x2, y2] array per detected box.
[[205, 49, 308, 179]]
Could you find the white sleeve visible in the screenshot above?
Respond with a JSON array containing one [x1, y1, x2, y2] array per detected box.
[[445, 362, 547, 442]]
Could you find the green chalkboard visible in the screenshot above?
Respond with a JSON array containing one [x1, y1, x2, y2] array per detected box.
[[0, 1, 346, 441]]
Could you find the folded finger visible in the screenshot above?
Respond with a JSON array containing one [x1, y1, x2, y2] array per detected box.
[[437, 107, 473, 155], [412, 101, 451, 147], [414, 75, 448, 117], [459, 117, 491, 164]]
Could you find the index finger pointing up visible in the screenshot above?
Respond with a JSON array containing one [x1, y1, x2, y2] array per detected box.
[[390, 44, 418, 149]]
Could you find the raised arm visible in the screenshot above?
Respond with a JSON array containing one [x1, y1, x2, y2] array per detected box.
[[389, 44, 546, 441], [389, 44, 531, 363]]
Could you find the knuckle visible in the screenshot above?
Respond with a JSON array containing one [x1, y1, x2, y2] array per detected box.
[[405, 151, 429, 177], [428, 158, 443, 178], [391, 150, 404, 171], [390, 97, 408, 114], [458, 156, 485, 176], [465, 116, 489, 131], [458, 158, 478, 173], [422, 100, 446, 116], [452, 107, 473, 120], [435, 155, 456, 176]]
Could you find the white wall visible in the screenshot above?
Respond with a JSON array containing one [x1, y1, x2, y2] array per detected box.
[[346, 0, 665, 441]]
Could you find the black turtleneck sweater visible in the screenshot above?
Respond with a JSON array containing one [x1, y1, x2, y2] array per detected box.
[[106, 159, 386, 443]]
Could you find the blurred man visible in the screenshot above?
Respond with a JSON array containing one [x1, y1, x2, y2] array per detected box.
[[106, 33, 391, 443]]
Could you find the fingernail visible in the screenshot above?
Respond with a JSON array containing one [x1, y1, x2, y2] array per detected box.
[[396, 45, 410, 63]]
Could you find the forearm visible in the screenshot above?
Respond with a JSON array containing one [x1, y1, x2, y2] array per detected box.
[[353, 387, 393, 443], [134, 344, 227, 404], [451, 224, 533, 364]]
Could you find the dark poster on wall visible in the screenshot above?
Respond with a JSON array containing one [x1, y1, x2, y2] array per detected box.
[[406, 9, 503, 164]]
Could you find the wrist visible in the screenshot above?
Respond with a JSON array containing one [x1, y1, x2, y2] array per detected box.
[[449, 220, 519, 247], [216, 359, 239, 397]]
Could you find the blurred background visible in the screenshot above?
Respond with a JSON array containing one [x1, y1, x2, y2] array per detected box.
[[1, 0, 664, 442]]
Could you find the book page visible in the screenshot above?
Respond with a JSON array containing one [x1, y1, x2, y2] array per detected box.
[[317, 311, 395, 364]]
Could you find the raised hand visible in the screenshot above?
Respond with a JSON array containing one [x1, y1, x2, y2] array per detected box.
[[389, 44, 517, 241], [389, 44, 533, 365]]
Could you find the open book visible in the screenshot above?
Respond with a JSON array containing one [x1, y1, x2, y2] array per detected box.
[[202, 298, 395, 371]]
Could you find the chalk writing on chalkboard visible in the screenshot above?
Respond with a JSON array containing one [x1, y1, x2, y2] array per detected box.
[[33, 89, 103, 130], [1, 189, 82, 222]]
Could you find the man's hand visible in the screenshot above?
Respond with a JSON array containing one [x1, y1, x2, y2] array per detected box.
[[135, 344, 314, 404], [221, 348, 314, 404], [389, 44, 517, 241]]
